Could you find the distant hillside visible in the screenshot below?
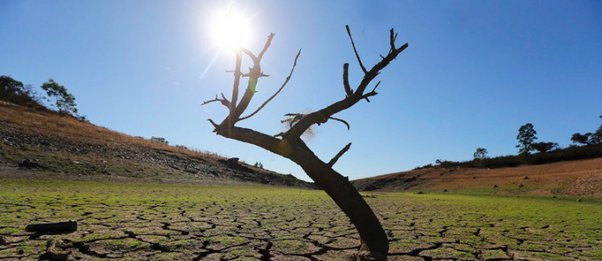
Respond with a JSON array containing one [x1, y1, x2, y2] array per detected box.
[[352, 158, 602, 197], [0, 101, 311, 187]]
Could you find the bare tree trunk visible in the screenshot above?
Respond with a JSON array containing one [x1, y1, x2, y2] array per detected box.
[[291, 145, 389, 260], [214, 127, 388, 259], [203, 26, 408, 260]]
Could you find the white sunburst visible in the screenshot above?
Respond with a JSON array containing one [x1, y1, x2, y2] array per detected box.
[[209, 7, 252, 51]]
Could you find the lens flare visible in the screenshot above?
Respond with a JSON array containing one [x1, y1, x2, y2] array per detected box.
[[210, 7, 252, 50]]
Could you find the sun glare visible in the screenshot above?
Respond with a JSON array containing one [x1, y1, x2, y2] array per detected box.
[[210, 7, 252, 51]]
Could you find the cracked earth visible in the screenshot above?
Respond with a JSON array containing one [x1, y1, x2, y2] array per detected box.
[[0, 181, 600, 260]]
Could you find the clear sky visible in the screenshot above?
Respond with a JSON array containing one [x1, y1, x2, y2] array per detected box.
[[1, 0, 601, 181]]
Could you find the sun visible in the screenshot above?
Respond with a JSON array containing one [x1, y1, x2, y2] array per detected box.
[[210, 7, 252, 51]]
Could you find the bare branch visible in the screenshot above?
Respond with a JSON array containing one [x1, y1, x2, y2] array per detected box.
[[202, 94, 230, 107], [346, 25, 368, 74], [240, 49, 258, 64], [242, 72, 270, 78], [389, 28, 397, 51], [227, 34, 278, 123], [328, 116, 351, 130], [240, 33, 275, 64], [283, 113, 303, 117], [343, 63, 353, 97], [213, 124, 283, 156], [220, 93, 229, 102], [230, 51, 243, 113], [354, 41, 407, 96], [370, 81, 381, 93], [208, 119, 219, 129], [361, 81, 381, 102], [328, 142, 352, 167], [258, 33, 275, 61], [239, 49, 302, 122], [284, 28, 408, 140]]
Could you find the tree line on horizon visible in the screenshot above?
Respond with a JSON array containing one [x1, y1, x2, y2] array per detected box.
[[423, 116, 602, 170]]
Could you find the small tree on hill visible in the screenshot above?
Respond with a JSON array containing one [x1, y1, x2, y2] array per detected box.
[[516, 123, 537, 156], [41, 79, 78, 116], [253, 162, 264, 169], [473, 147, 488, 160], [201, 26, 408, 260], [473, 147, 488, 167], [531, 142, 559, 153]]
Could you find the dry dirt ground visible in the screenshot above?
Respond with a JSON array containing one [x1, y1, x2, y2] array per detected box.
[[353, 158, 602, 197], [1, 178, 601, 260], [0, 101, 310, 188]]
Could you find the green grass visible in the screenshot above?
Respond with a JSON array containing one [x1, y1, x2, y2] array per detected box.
[[0, 178, 600, 260]]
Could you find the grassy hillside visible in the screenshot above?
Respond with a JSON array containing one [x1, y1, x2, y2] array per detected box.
[[0, 101, 310, 187], [353, 158, 602, 197]]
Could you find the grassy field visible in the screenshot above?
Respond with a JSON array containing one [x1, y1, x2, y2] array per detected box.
[[0, 179, 601, 260]]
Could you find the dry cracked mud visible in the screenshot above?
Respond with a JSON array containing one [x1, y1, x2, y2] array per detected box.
[[0, 181, 600, 260]]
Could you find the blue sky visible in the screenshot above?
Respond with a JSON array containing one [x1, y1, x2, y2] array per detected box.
[[1, 0, 601, 181]]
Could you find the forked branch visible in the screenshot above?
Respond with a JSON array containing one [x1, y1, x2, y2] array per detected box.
[[389, 28, 398, 53], [202, 93, 230, 107], [241, 33, 275, 65], [361, 81, 381, 102], [283, 26, 408, 140], [228, 35, 278, 122], [239, 49, 302, 122]]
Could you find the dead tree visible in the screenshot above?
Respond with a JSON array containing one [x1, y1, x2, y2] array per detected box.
[[203, 25, 408, 260]]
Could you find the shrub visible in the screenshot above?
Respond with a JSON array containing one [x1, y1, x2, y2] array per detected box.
[[149, 137, 169, 145], [0, 75, 44, 108]]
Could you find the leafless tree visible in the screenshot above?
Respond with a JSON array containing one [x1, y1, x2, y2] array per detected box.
[[202, 25, 408, 260]]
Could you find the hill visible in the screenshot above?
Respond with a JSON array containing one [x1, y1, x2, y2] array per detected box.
[[0, 101, 311, 187], [352, 157, 602, 197]]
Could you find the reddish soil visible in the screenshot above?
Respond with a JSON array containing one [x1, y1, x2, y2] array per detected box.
[[353, 158, 602, 197]]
